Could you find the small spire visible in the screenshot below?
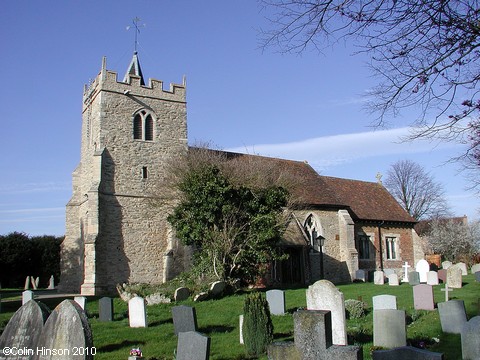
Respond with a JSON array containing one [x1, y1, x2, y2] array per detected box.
[[123, 51, 145, 85]]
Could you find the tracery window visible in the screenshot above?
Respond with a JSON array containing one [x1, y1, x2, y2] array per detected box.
[[133, 110, 154, 141], [304, 214, 322, 252]]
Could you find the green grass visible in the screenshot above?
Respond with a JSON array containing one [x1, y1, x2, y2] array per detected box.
[[1, 275, 478, 359]]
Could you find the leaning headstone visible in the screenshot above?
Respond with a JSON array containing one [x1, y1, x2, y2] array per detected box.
[[193, 292, 209, 302], [24, 276, 30, 290], [266, 289, 286, 315], [372, 295, 397, 310], [176, 331, 210, 360], [475, 271, 480, 283], [209, 281, 226, 297], [453, 262, 468, 276], [373, 309, 407, 348], [129, 296, 147, 328], [461, 316, 480, 360], [306, 280, 347, 345], [354, 269, 366, 282], [471, 264, 480, 274], [438, 269, 447, 283], [442, 261, 452, 269], [374, 271, 385, 285], [48, 275, 55, 290], [172, 305, 198, 335], [413, 284, 435, 311], [446, 266, 462, 288], [416, 259, 430, 283], [35, 300, 94, 360], [426, 271, 439, 285], [408, 271, 420, 286], [438, 300, 467, 334], [388, 273, 399, 286], [174, 287, 190, 302], [99, 297, 113, 322], [31, 276, 39, 290], [0, 300, 50, 358], [372, 346, 444, 360], [74, 296, 86, 310], [22, 290, 34, 305]]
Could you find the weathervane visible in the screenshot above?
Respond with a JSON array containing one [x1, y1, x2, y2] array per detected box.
[[126, 17, 146, 53]]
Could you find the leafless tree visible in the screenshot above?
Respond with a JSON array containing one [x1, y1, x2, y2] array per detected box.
[[260, 0, 480, 171], [384, 159, 451, 220]]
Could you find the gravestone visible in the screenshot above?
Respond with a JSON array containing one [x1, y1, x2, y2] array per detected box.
[[239, 315, 244, 344], [372, 346, 444, 360], [453, 262, 467, 276], [74, 296, 86, 310], [172, 305, 198, 335], [475, 271, 480, 282], [438, 269, 447, 283], [209, 281, 226, 297], [129, 296, 147, 328], [24, 276, 30, 290], [0, 300, 50, 358], [194, 292, 209, 302], [99, 297, 113, 322], [461, 316, 480, 360], [306, 280, 347, 345], [440, 283, 454, 302], [438, 300, 467, 334], [446, 266, 462, 288], [416, 259, 430, 283], [426, 271, 439, 285], [401, 262, 411, 282], [48, 275, 55, 290], [374, 271, 385, 285], [408, 271, 420, 286], [373, 309, 407, 348], [388, 273, 399, 286], [31, 277, 39, 290], [174, 287, 190, 302], [471, 263, 480, 274], [354, 269, 366, 282], [175, 331, 210, 360], [372, 295, 397, 310], [384, 269, 395, 277], [413, 284, 435, 311], [266, 289, 286, 315], [22, 290, 34, 305], [442, 261, 452, 269], [35, 300, 94, 360]]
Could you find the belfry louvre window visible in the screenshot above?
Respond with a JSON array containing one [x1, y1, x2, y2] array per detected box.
[[133, 110, 154, 141]]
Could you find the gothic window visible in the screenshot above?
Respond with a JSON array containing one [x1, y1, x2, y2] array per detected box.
[[133, 114, 142, 140], [358, 235, 372, 260], [145, 115, 153, 141], [385, 236, 398, 260], [304, 214, 322, 253], [133, 110, 154, 141]]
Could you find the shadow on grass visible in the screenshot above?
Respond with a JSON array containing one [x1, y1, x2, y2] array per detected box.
[[148, 318, 173, 327], [200, 324, 234, 334], [97, 340, 146, 352]]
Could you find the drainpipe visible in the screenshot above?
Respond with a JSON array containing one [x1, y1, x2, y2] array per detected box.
[[378, 221, 384, 271]]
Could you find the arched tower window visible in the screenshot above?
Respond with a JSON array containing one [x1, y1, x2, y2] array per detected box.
[[304, 214, 323, 253], [133, 110, 155, 141]]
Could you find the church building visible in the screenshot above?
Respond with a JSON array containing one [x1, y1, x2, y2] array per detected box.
[[59, 54, 421, 295]]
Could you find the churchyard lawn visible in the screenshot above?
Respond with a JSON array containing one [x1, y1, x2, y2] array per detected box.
[[0, 275, 478, 359]]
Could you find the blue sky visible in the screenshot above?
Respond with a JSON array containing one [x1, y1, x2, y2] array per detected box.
[[1, 1, 477, 236]]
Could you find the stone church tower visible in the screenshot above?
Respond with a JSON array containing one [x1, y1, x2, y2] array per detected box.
[[59, 53, 188, 295]]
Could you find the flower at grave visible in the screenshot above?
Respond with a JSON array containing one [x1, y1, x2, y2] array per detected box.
[[130, 348, 142, 357]]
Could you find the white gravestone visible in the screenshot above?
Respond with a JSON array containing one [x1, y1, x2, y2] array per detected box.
[[129, 296, 147, 328], [415, 259, 430, 283], [426, 271, 439, 285], [374, 271, 385, 285], [22, 290, 34, 305], [388, 273, 399, 286], [373, 295, 397, 310]]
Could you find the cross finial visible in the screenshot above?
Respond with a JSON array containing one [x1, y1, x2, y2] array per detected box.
[[127, 17, 145, 53], [376, 172, 383, 185]]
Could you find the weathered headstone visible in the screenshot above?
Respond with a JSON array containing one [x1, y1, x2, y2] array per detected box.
[[461, 316, 480, 360], [442, 261, 452, 269], [48, 275, 55, 290], [438, 300, 467, 334], [174, 287, 190, 302], [0, 300, 50, 358], [401, 262, 411, 282], [446, 266, 462, 288], [24, 276, 30, 290], [372, 346, 444, 360], [306, 280, 347, 345], [176, 331, 210, 360], [416, 259, 430, 283], [99, 297, 113, 322], [354, 269, 366, 282], [475, 271, 480, 283], [374, 271, 385, 285], [22, 290, 34, 305], [413, 284, 435, 311], [35, 300, 94, 360], [373, 309, 407, 348], [471, 264, 480, 274], [388, 273, 399, 286], [74, 296, 86, 310], [128, 296, 147, 328], [408, 271, 420, 286], [372, 295, 397, 310], [426, 271, 439, 285], [438, 269, 447, 283], [209, 281, 226, 297], [453, 262, 467, 276], [266, 289, 286, 315], [172, 305, 198, 335]]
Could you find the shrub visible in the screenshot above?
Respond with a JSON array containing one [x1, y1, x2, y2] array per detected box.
[[243, 292, 273, 356], [344, 299, 366, 319]]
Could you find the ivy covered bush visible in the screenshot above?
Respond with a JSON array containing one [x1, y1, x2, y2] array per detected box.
[[344, 299, 366, 319]]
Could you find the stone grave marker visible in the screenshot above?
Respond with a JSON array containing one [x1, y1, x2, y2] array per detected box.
[[471, 263, 480, 274], [35, 300, 94, 360], [48, 275, 55, 290], [440, 283, 454, 302], [442, 261, 452, 269], [413, 284, 435, 311], [461, 316, 480, 360], [372, 295, 397, 310], [426, 271, 439, 285], [453, 262, 467, 275], [475, 271, 480, 282], [446, 266, 462, 288], [239, 315, 244, 344], [384, 269, 395, 276], [354, 269, 366, 282], [416, 259, 430, 283], [74, 296, 86, 310], [99, 297, 113, 322], [175, 331, 210, 360], [388, 273, 399, 286], [408, 271, 420, 286], [22, 290, 34, 305], [24, 276, 30, 290], [174, 287, 190, 302], [374, 271, 385, 285], [372, 346, 444, 360], [438, 300, 467, 334], [306, 280, 347, 345], [373, 309, 406, 348], [209, 281, 226, 297], [129, 296, 147, 328], [266, 289, 286, 315], [172, 305, 198, 335], [438, 269, 447, 283], [401, 262, 411, 282], [0, 300, 50, 358], [31, 277, 39, 290], [193, 292, 209, 302]]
